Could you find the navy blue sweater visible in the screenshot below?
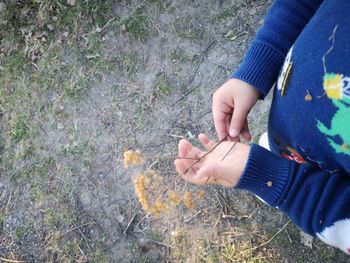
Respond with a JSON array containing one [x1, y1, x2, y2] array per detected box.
[[233, 0, 350, 254]]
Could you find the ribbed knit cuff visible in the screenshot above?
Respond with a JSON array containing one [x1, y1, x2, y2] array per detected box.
[[232, 41, 285, 98], [236, 144, 293, 207]]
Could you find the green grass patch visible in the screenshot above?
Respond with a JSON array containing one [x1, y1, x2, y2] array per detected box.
[[14, 226, 26, 240], [1, 52, 27, 75], [153, 73, 172, 99], [9, 116, 30, 142], [85, 33, 102, 54], [215, 6, 235, 20], [174, 19, 203, 42], [12, 156, 55, 183], [54, 0, 115, 31], [60, 140, 90, 157], [171, 48, 188, 63], [122, 7, 149, 41], [62, 67, 89, 99], [59, 139, 93, 169], [121, 51, 138, 76]]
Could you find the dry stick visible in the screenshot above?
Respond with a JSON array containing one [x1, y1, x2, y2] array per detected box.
[[220, 141, 236, 161], [45, 222, 95, 246], [142, 156, 198, 161], [0, 257, 28, 263], [61, 222, 96, 236], [212, 62, 234, 71], [188, 39, 216, 84], [65, 252, 87, 263], [98, 17, 116, 32], [171, 39, 217, 106], [183, 210, 202, 223], [75, 224, 92, 251], [123, 213, 137, 237], [151, 239, 172, 249], [133, 214, 148, 230], [240, 221, 290, 255], [5, 190, 12, 213], [177, 137, 226, 180]]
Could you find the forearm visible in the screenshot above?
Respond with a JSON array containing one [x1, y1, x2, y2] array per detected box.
[[236, 144, 350, 254], [233, 0, 324, 97]]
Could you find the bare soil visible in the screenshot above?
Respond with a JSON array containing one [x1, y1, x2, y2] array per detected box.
[[0, 0, 349, 262]]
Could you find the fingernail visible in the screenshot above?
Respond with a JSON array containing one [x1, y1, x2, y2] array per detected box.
[[230, 128, 239, 137]]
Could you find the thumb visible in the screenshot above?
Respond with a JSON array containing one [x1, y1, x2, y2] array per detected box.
[[229, 107, 249, 138]]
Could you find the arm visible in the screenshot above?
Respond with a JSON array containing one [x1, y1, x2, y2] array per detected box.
[[236, 144, 350, 254], [233, 0, 324, 97]]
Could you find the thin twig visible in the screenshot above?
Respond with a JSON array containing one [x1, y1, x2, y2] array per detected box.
[[5, 190, 12, 213], [61, 222, 96, 237], [142, 156, 198, 161], [179, 137, 226, 178], [133, 214, 148, 230], [99, 17, 116, 32], [76, 225, 92, 251], [212, 62, 233, 71], [169, 19, 179, 39], [123, 213, 137, 236], [151, 240, 173, 249], [199, 140, 236, 189], [170, 137, 226, 198], [240, 221, 290, 255], [0, 257, 28, 263], [257, 221, 290, 247], [45, 222, 95, 246], [188, 39, 216, 84], [183, 210, 202, 223], [171, 86, 199, 107], [65, 252, 88, 263], [220, 141, 236, 161], [171, 39, 216, 106], [148, 16, 165, 38], [196, 109, 211, 121]]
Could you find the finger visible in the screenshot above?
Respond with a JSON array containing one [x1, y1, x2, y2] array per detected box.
[[228, 136, 240, 142], [229, 106, 249, 139], [182, 164, 211, 185], [198, 133, 216, 151], [212, 99, 232, 140], [174, 159, 187, 174], [177, 139, 203, 170], [225, 114, 231, 139], [240, 119, 251, 141], [178, 139, 191, 158]]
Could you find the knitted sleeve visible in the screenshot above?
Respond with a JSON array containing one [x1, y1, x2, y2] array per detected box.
[[232, 0, 324, 98], [236, 144, 350, 254]]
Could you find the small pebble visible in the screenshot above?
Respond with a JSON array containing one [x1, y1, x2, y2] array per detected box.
[[47, 24, 54, 31], [0, 1, 6, 13], [120, 24, 127, 32], [67, 0, 76, 6]]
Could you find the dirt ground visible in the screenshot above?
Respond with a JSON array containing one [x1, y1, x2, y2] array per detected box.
[[0, 0, 350, 262]]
